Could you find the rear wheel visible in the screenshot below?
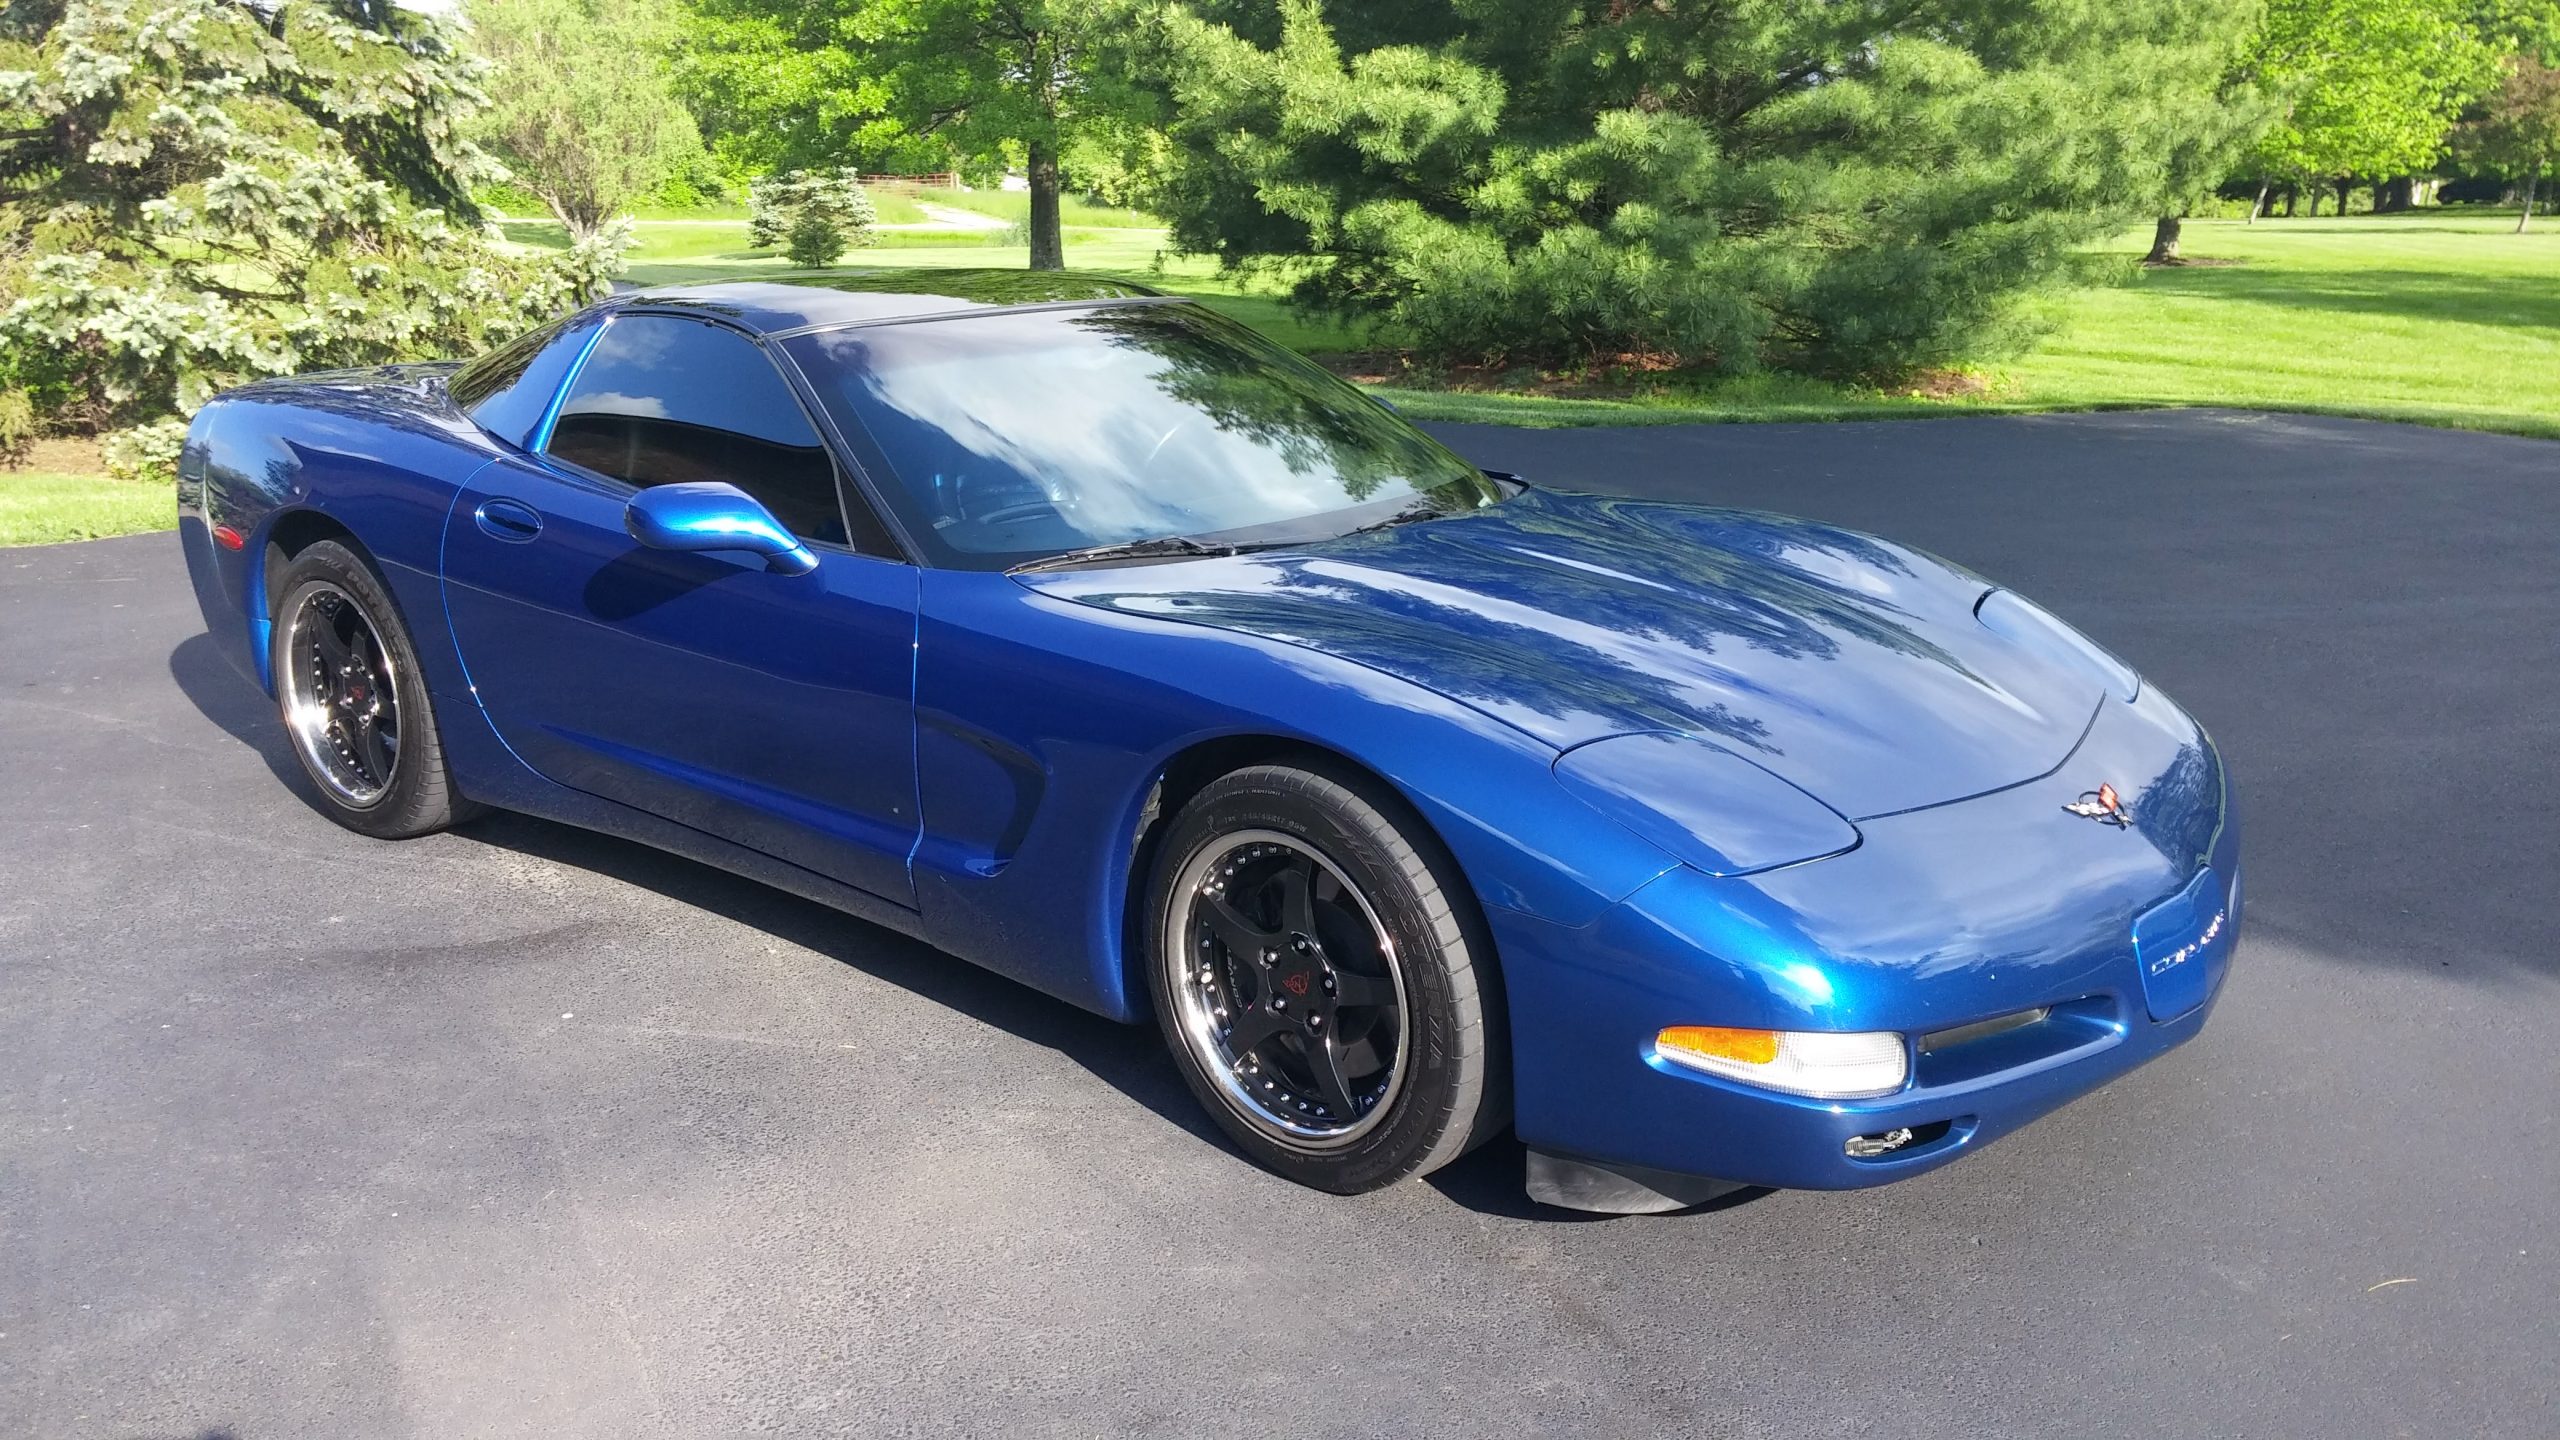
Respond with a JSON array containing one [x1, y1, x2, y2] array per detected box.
[[1146, 762, 1504, 1193], [269, 540, 477, 839]]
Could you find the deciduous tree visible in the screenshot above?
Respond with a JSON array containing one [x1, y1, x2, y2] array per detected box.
[[671, 0, 915, 179], [682, 0, 1153, 268], [2458, 55, 2560, 227], [466, 0, 710, 238], [2243, 0, 2497, 213]]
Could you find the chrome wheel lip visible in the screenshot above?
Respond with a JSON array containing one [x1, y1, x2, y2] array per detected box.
[[279, 582, 399, 810], [1163, 828, 1411, 1151]]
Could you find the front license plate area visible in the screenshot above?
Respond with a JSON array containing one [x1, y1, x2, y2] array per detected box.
[[2133, 867, 2231, 1021]]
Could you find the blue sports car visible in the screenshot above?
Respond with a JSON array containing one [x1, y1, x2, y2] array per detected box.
[[178, 272, 2240, 1213]]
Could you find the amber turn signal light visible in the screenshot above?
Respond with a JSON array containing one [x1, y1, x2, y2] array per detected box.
[[1654, 1024, 1909, 1098], [1655, 1025, 1781, 1066]]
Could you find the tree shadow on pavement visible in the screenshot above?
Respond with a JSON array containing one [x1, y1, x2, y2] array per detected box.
[[165, 631, 1219, 1154], [168, 629, 1611, 1219], [457, 805, 1224, 1148]]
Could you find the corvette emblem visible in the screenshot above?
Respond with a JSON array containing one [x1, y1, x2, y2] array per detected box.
[[2063, 782, 2131, 828], [1281, 971, 1311, 997]]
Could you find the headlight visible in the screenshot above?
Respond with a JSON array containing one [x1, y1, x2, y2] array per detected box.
[[1976, 588, 2140, 701], [1553, 732, 1860, 877], [1655, 1025, 1909, 1098]]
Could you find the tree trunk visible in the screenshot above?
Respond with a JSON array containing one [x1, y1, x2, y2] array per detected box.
[[2333, 177, 2352, 215], [1026, 138, 1064, 272], [2522, 170, 2541, 234], [2283, 185, 2297, 218], [545, 189, 600, 243], [2307, 188, 2321, 217], [2144, 214, 2183, 264], [2247, 182, 2269, 224]]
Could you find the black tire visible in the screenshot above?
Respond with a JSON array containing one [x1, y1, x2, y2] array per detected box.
[[267, 539, 480, 840], [1145, 761, 1506, 1193]]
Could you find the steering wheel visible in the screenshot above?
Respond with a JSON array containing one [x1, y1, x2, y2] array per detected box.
[[971, 500, 1058, 529]]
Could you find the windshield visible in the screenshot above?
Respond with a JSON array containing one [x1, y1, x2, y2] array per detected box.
[[781, 302, 1503, 569]]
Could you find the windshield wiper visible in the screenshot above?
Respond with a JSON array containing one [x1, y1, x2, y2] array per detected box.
[[1338, 498, 1447, 537], [1007, 534, 1245, 574]]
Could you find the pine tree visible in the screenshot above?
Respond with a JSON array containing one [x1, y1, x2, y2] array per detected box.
[[1155, 0, 2268, 377], [0, 0, 627, 475]]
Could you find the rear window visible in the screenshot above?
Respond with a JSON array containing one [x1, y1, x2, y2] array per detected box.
[[450, 315, 599, 450]]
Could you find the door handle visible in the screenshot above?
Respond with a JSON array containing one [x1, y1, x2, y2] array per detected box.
[[474, 498, 544, 542]]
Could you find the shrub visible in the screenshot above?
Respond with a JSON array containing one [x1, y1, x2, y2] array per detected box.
[[786, 210, 849, 267], [0, 0, 629, 475], [0, 387, 32, 466], [749, 168, 878, 252], [1156, 0, 2264, 379]]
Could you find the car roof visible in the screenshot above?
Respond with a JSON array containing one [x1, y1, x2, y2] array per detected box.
[[616, 270, 1171, 336]]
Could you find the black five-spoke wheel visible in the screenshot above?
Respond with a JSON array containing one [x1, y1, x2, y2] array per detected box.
[[1149, 763, 1505, 1192], [1170, 831, 1409, 1145], [282, 582, 402, 807], [268, 539, 478, 840]]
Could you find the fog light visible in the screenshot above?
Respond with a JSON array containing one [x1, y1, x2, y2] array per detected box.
[[1655, 1026, 1909, 1098]]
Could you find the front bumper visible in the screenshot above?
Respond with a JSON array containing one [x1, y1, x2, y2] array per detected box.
[[1496, 685, 2242, 1199]]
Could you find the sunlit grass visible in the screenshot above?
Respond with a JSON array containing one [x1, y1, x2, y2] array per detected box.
[[1, 470, 173, 546], [592, 208, 2560, 438], [18, 209, 2553, 547], [867, 189, 932, 225], [907, 186, 1161, 229], [1988, 214, 2560, 438]]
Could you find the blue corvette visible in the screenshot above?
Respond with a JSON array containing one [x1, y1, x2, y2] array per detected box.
[[177, 272, 2240, 1213]]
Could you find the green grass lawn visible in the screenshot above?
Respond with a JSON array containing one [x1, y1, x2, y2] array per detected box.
[[593, 209, 2560, 436], [1, 470, 173, 547], [1989, 215, 2560, 436], [867, 189, 932, 225], [12, 209, 2553, 545], [907, 186, 1162, 229], [1341, 213, 2560, 434]]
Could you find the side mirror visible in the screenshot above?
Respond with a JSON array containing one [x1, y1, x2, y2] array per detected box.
[[624, 482, 816, 576]]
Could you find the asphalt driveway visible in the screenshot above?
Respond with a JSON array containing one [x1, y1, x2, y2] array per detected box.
[[4, 409, 2554, 1438]]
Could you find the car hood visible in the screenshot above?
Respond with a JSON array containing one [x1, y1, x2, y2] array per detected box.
[[1018, 488, 2103, 820]]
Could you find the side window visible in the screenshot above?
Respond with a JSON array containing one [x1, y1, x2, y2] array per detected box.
[[452, 315, 598, 451], [545, 315, 850, 547]]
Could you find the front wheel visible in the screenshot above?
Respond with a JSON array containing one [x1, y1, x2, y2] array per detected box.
[[1146, 763, 1505, 1193], [268, 539, 478, 840]]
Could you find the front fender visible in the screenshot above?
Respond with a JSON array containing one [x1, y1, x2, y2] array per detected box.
[[910, 569, 1681, 1020]]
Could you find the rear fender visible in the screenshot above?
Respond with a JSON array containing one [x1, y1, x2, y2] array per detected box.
[[180, 389, 496, 699]]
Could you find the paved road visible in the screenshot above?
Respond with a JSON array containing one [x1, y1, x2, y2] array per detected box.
[[4, 410, 2554, 1438]]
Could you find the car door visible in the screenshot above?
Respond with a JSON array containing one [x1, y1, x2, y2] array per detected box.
[[440, 311, 921, 908]]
